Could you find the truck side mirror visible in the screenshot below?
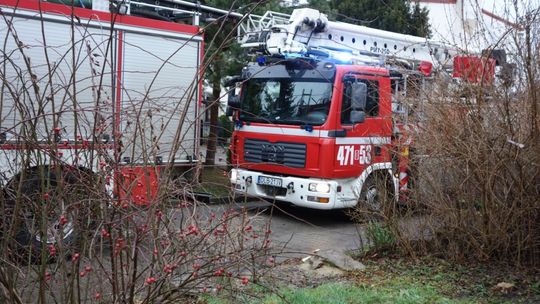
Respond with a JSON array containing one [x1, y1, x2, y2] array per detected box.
[[225, 76, 242, 114], [349, 82, 367, 123], [350, 110, 365, 124], [227, 90, 240, 110], [351, 82, 367, 110], [226, 106, 234, 116]]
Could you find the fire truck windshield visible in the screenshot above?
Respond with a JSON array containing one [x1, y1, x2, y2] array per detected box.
[[239, 78, 333, 126]]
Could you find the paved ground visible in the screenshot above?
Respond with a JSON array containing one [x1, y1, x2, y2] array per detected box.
[[212, 199, 429, 262], [213, 200, 366, 259]]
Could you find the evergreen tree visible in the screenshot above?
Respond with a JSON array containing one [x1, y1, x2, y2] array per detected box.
[[201, 0, 242, 166], [201, 0, 285, 165], [408, 3, 431, 38], [309, 0, 431, 38]]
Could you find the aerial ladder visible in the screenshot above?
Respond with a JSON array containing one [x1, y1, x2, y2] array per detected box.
[[237, 8, 495, 82]]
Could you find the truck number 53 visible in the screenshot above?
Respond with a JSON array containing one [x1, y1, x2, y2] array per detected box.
[[337, 145, 372, 166]]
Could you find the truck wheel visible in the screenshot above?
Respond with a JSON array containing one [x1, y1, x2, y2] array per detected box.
[[4, 168, 96, 263], [356, 173, 395, 219]]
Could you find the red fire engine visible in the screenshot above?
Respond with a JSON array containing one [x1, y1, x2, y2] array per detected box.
[[229, 8, 495, 211], [0, 0, 202, 256]]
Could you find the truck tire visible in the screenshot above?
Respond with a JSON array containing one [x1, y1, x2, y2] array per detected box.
[[4, 168, 96, 263], [354, 173, 396, 219]]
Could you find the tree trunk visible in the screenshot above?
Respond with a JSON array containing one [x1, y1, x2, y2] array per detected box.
[[205, 69, 222, 166]]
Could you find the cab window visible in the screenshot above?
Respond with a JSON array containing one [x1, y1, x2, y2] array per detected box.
[[341, 79, 379, 124]]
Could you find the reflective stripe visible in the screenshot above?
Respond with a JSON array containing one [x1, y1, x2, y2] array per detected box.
[[335, 137, 391, 145], [236, 125, 324, 137], [237, 125, 391, 145], [399, 172, 408, 191]]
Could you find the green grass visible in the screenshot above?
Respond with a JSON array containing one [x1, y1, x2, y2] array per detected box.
[[349, 257, 540, 304], [201, 257, 540, 304], [261, 282, 460, 304], [203, 282, 464, 304]]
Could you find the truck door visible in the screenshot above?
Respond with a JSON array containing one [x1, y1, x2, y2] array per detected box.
[[335, 75, 392, 175]]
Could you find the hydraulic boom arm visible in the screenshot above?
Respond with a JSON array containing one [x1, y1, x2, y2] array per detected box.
[[239, 8, 460, 70]]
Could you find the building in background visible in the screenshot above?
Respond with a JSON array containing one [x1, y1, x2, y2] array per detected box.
[[417, 0, 537, 50]]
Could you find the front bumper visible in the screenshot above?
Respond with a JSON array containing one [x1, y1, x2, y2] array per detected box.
[[230, 168, 341, 210]]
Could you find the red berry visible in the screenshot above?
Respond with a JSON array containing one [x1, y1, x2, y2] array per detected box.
[[163, 264, 174, 274], [214, 268, 224, 277], [59, 215, 68, 226], [186, 224, 199, 236], [241, 277, 249, 285], [48, 245, 56, 257], [101, 229, 110, 238], [145, 277, 156, 284]]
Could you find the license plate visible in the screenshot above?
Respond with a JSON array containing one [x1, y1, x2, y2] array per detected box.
[[257, 176, 282, 187]]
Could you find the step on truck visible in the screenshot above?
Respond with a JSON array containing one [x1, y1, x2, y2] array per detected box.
[[228, 8, 495, 211]]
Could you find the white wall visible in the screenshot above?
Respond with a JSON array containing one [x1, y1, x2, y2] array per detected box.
[[420, 0, 539, 51]]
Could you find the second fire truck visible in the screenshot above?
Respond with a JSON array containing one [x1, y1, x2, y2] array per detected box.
[[229, 8, 495, 211]]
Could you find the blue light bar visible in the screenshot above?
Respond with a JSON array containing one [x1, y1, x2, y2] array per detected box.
[[256, 46, 370, 66], [301, 124, 313, 132], [256, 56, 266, 66]]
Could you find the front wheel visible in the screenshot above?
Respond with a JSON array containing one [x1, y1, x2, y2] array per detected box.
[[4, 168, 98, 263], [351, 173, 396, 221]]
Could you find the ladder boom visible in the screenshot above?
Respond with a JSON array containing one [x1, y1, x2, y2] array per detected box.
[[242, 8, 462, 69]]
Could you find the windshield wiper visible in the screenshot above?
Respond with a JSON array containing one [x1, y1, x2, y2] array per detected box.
[[273, 119, 306, 125]]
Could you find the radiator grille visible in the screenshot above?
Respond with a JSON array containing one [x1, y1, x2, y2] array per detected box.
[[244, 139, 306, 168]]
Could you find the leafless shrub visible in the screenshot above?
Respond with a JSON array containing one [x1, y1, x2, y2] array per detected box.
[[0, 3, 278, 303], [392, 11, 540, 266]]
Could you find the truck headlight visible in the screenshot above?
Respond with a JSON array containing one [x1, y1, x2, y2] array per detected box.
[[230, 170, 238, 181], [308, 182, 330, 193]]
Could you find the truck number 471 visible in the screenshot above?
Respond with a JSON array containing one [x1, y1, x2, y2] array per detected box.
[[337, 145, 372, 166]]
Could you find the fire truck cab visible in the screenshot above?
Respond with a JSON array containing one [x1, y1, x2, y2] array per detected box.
[[230, 58, 396, 210]]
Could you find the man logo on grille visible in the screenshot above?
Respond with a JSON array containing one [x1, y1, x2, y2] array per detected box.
[[261, 144, 285, 163]]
